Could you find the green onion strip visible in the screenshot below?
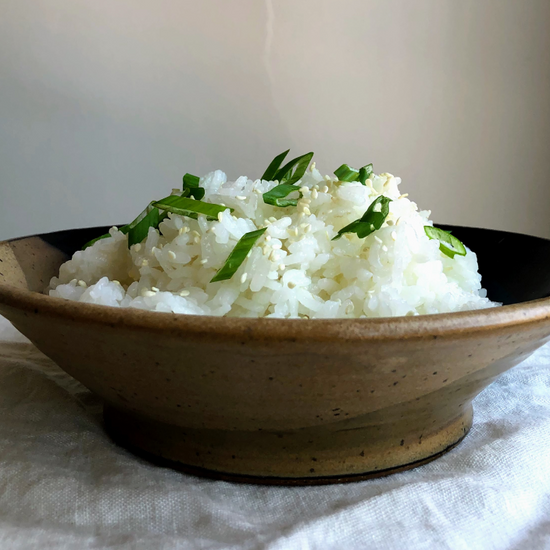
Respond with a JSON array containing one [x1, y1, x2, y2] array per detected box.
[[334, 163, 373, 185], [332, 196, 392, 241], [261, 151, 314, 208], [210, 228, 267, 283], [424, 226, 466, 259]]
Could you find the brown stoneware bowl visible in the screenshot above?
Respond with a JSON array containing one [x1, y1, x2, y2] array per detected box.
[[1, 225, 550, 485]]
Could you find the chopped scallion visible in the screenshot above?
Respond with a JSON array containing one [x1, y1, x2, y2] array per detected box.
[[332, 196, 392, 240], [335, 163, 373, 185], [272, 151, 314, 185], [334, 164, 359, 182], [127, 205, 166, 247], [261, 149, 290, 181], [262, 184, 302, 208], [357, 164, 373, 185], [153, 195, 231, 220], [210, 228, 267, 282], [424, 226, 466, 259], [183, 173, 205, 200]]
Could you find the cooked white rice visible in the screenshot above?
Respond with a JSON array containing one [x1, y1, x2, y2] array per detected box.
[[49, 166, 498, 318]]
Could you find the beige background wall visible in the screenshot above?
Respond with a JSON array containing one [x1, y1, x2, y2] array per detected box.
[[1, 0, 549, 241]]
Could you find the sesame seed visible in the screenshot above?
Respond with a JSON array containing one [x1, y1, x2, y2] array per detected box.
[[200, 258, 208, 264], [302, 206, 311, 216], [240, 273, 248, 284], [264, 219, 272, 225], [141, 259, 149, 267], [366, 179, 373, 188], [143, 290, 156, 298], [193, 236, 201, 244], [382, 245, 388, 252], [287, 281, 296, 289], [168, 251, 177, 260], [111, 226, 119, 232], [236, 195, 246, 200], [133, 243, 142, 252], [391, 231, 397, 241], [269, 216, 277, 223], [271, 242, 282, 249], [113, 280, 121, 286], [299, 186, 309, 194], [262, 246, 269, 255], [311, 189, 318, 200], [179, 290, 190, 297], [399, 193, 409, 199], [324, 175, 332, 182], [182, 227, 190, 234], [265, 235, 271, 241], [77, 280, 87, 288], [374, 236, 383, 244], [279, 263, 286, 271], [270, 251, 280, 262], [191, 230, 200, 237], [217, 212, 224, 222], [310, 162, 316, 171], [151, 286, 160, 292], [322, 185, 329, 193]]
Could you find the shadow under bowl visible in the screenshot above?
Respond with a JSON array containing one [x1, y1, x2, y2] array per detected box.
[[0, 225, 550, 485]]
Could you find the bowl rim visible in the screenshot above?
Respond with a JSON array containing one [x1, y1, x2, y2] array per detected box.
[[1, 227, 550, 342]]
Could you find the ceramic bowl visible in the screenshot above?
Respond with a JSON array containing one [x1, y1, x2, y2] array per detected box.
[[1, 225, 549, 485]]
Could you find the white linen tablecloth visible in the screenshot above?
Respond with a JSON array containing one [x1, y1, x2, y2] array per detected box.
[[1, 314, 549, 550]]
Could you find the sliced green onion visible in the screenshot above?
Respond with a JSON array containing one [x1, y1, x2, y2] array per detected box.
[[153, 195, 231, 220], [262, 184, 302, 208], [183, 173, 205, 200], [210, 228, 267, 283], [335, 163, 373, 185], [82, 204, 165, 250], [334, 164, 360, 182], [424, 226, 466, 259], [273, 152, 314, 185], [332, 196, 392, 240], [261, 149, 290, 181], [127, 205, 166, 247], [357, 164, 373, 185]]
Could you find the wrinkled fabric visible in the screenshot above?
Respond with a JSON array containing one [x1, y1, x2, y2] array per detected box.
[[0, 315, 549, 550]]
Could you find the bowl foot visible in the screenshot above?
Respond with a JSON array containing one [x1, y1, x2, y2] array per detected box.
[[104, 404, 473, 485]]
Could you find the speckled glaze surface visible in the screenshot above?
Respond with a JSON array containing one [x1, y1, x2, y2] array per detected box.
[[1, 225, 550, 484]]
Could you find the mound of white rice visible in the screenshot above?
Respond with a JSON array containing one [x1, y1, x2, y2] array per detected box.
[[49, 165, 498, 318]]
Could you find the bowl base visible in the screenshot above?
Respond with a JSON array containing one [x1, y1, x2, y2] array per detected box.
[[104, 404, 473, 485]]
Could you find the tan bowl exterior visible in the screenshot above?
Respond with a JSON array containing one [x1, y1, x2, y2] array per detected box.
[[1, 233, 550, 484]]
